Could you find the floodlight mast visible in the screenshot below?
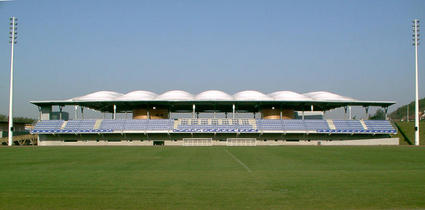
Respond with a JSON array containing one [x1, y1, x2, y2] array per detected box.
[[413, 19, 420, 146], [8, 17, 17, 146]]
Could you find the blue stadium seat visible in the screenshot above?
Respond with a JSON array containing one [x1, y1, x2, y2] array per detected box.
[[31, 120, 64, 134]]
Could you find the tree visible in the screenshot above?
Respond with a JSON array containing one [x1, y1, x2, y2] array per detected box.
[[370, 109, 386, 120], [0, 114, 35, 124]]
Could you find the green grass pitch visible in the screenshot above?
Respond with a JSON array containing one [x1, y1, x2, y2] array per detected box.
[[0, 146, 424, 209]]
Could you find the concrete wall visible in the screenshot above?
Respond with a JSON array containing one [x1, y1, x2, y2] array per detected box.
[[37, 133, 399, 146], [38, 140, 155, 146], [256, 138, 398, 146], [317, 138, 399, 145]]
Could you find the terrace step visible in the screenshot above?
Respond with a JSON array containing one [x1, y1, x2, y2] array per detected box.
[[94, 119, 103, 129], [360, 120, 368, 130], [249, 119, 257, 129], [60, 121, 67, 129], [174, 119, 179, 129], [326, 120, 336, 130]]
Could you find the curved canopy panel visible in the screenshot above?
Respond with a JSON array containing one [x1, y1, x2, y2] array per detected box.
[[31, 89, 395, 113], [116, 90, 157, 101], [303, 91, 355, 101], [72, 91, 123, 101], [233, 90, 272, 101], [156, 90, 194, 101], [269, 91, 312, 101], [195, 90, 233, 101]]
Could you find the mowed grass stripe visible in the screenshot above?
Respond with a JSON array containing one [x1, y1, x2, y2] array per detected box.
[[224, 148, 252, 173], [0, 146, 424, 209]]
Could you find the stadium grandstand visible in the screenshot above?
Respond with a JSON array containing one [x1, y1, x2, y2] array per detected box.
[[30, 90, 398, 146]]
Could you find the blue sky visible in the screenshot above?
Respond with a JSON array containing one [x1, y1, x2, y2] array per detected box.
[[0, 0, 424, 118]]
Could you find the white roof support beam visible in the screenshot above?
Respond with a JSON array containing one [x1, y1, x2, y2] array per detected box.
[[192, 104, 195, 119], [74, 105, 78, 120], [232, 104, 235, 119], [348, 106, 352, 120], [113, 104, 117, 120]]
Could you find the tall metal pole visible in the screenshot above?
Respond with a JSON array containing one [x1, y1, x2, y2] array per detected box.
[[413, 19, 420, 146], [8, 17, 17, 146]]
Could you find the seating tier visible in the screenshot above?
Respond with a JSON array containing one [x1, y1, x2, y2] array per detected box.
[[31, 119, 396, 134]]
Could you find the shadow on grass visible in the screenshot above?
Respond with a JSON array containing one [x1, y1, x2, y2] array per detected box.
[[394, 122, 413, 145]]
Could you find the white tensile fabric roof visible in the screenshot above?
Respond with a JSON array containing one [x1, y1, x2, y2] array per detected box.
[[69, 90, 360, 102], [72, 91, 124, 101], [268, 91, 312, 101], [115, 91, 158, 101], [195, 90, 233, 101], [156, 90, 194, 101], [303, 91, 355, 101], [31, 90, 395, 113], [233, 90, 273, 101]]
